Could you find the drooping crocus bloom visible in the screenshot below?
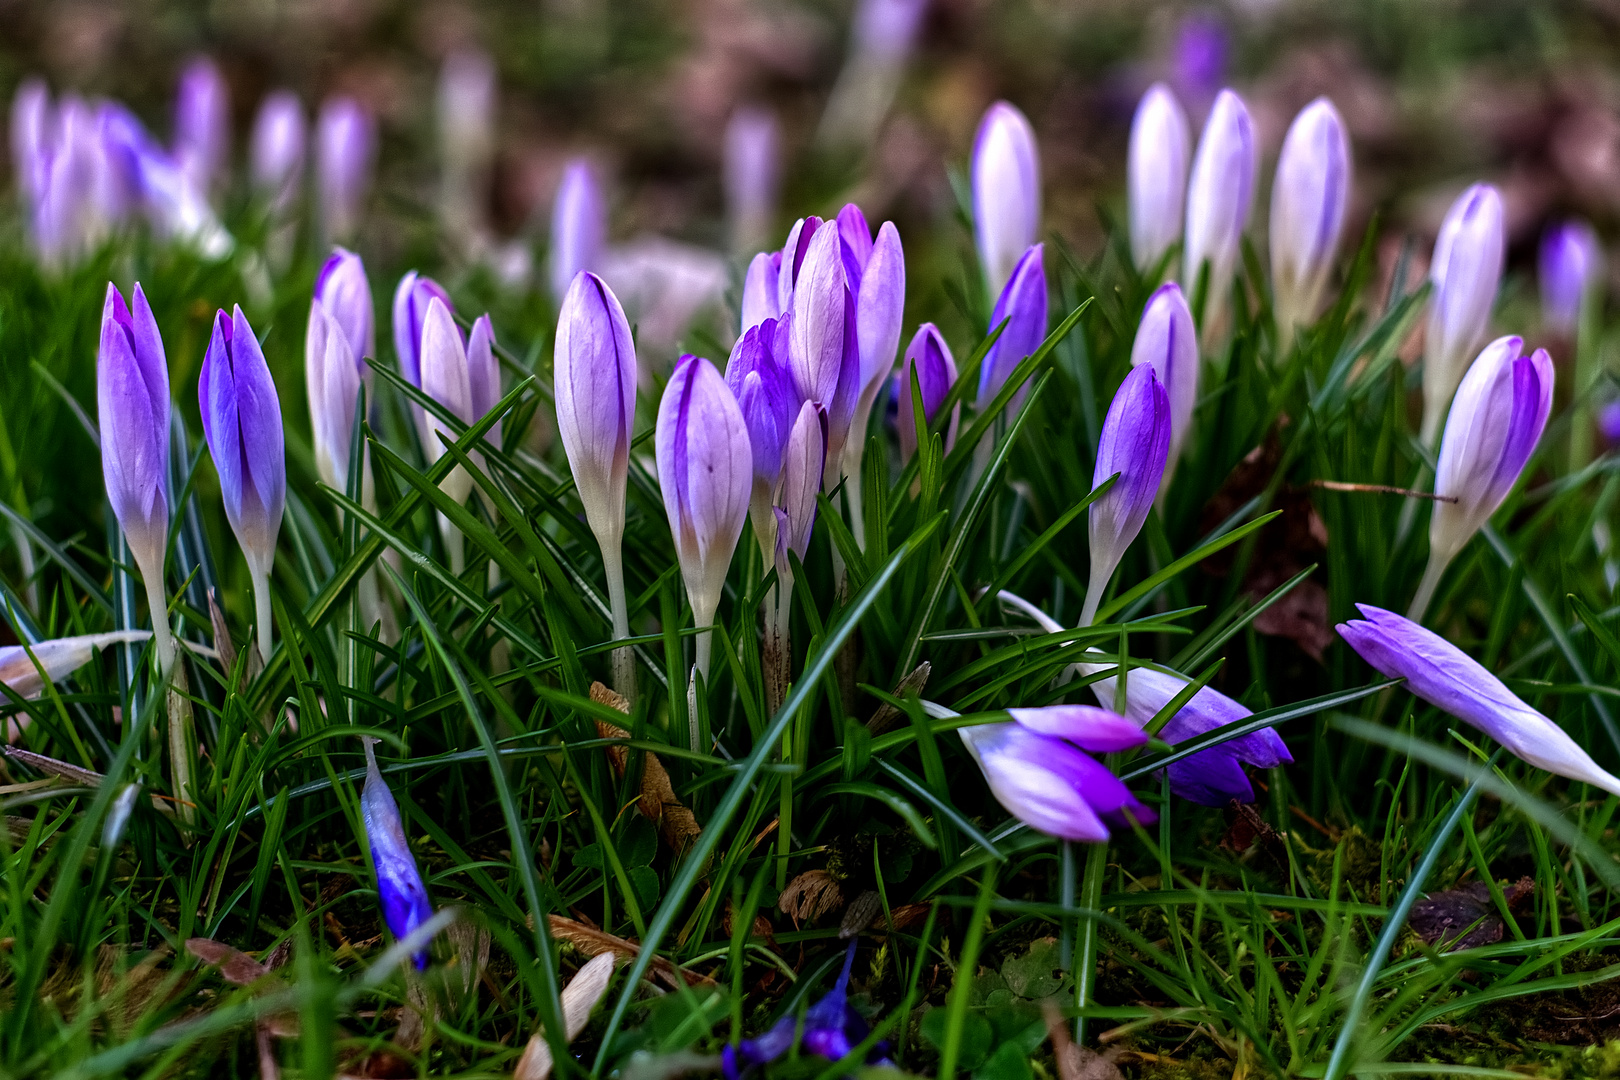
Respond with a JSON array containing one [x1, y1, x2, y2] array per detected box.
[[1270, 97, 1350, 340], [656, 354, 752, 750], [250, 90, 306, 213], [1128, 83, 1191, 276], [725, 314, 798, 561], [976, 243, 1048, 412], [895, 323, 959, 462], [200, 306, 286, 662], [724, 106, 779, 255], [1182, 88, 1256, 336], [766, 401, 827, 713], [98, 282, 174, 673], [173, 57, 228, 198], [550, 159, 606, 304], [1339, 604, 1620, 797], [1420, 183, 1504, 447], [1081, 364, 1170, 626], [1410, 336, 1553, 622], [555, 271, 638, 692], [741, 250, 784, 333], [722, 940, 891, 1080], [360, 737, 435, 969], [1130, 282, 1197, 489], [315, 96, 374, 245], [1540, 220, 1604, 337], [2, 631, 153, 742], [972, 101, 1041, 300]]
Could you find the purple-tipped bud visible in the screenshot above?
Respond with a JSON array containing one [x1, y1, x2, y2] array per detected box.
[[741, 250, 784, 334], [853, 221, 906, 442], [1540, 219, 1604, 337], [837, 203, 874, 285], [1130, 283, 1198, 478], [958, 721, 1154, 841], [98, 283, 171, 580], [1270, 97, 1350, 334], [1339, 604, 1620, 796], [361, 738, 435, 969], [722, 941, 892, 1080], [466, 314, 501, 447], [774, 400, 827, 586], [977, 243, 1048, 410], [895, 323, 958, 461], [250, 90, 306, 213], [555, 272, 638, 550], [1183, 88, 1256, 320], [200, 305, 286, 580], [418, 298, 475, 499], [392, 271, 453, 390], [315, 96, 374, 244], [725, 106, 779, 255], [725, 315, 797, 548], [789, 223, 851, 409], [1128, 83, 1191, 275], [1084, 364, 1170, 624], [550, 159, 606, 304], [173, 57, 228, 197], [306, 298, 362, 491], [1421, 183, 1504, 447], [315, 247, 374, 371], [972, 101, 1041, 299]]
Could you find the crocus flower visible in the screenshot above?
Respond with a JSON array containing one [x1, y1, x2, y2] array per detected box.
[[173, 57, 228, 198], [98, 282, 174, 673], [1170, 12, 1226, 116], [1130, 282, 1197, 488], [1420, 183, 1504, 447], [418, 300, 500, 573], [656, 354, 752, 749], [1410, 336, 1553, 621], [776, 216, 823, 313], [840, 210, 905, 543], [1081, 364, 1170, 626], [550, 159, 606, 304], [2, 631, 152, 742], [972, 101, 1041, 300], [895, 323, 959, 462], [741, 250, 784, 333], [199, 306, 286, 662], [766, 401, 827, 711], [788, 224, 864, 482], [392, 271, 453, 391], [361, 737, 435, 969], [315, 248, 374, 369], [1339, 604, 1620, 797], [1128, 83, 1191, 276], [723, 940, 891, 1080], [555, 271, 638, 689], [315, 96, 374, 245], [12, 78, 49, 211], [1270, 97, 1350, 339], [1540, 219, 1604, 337], [250, 90, 306, 214], [725, 106, 779, 255], [437, 49, 496, 195], [725, 315, 798, 559], [306, 298, 363, 492], [100, 104, 231, 259], [976, 243, 1048, 412], [1183, 88, 1256, 334]]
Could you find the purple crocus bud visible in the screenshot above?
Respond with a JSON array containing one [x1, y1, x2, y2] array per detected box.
[[972, 101, 1041, 300], [315, 96, 374, 244], [1540, 219, 1604, 337], [173, 57, 228, 198], [788, 223, 849, 410], [853, 221, 905, 444], [1421, 183, 1504, 447], [895, 323, 958, 461], [656, 354, 752, 744], [837, 202, 874, 285], [774, 399, 827, 582], [418, 299, 476, 493], [467, 314, 501, 447], [976, 243, 1048, 411], [1009, 704, 1151, 752], [741, 250, 784, 334], [360, 737, 436, 969], [250, 90, 305, 213], [722, 941, 892, 1080], [1601, 401, 1620, 445], [777, 215, 824, 314], [725, 315, 797, 556], [99, 282, 174, 671], [725, 106, 779, 255], [306, 299, 362, 491], [1339, 604, 1620, 796], [1130, 282, 1198, 484], [1128, 83, 1191, 276], [1082, 364, 1170, 625], [392, 270, 453, 394], [958, 721, 1154, 841], [1270, 97, 1350, 337], [315, 247, 374, 370], [200, 306, 286, 661], [1183, 88, 1256, 327], [1411, 337, 1553, 621], [550, 159, 606, 304]]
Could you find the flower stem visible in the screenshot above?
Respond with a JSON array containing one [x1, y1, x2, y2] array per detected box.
[[251, 565, 273, 664], [143, 574, 175, 676], [1407, 549, 1451, 624], [439, 512, 466, 576], [603, 542, 635, 699], [765, 573, 794, 716], [1078, 559, 1110, 628], [1074, 838, 1108, 1043]]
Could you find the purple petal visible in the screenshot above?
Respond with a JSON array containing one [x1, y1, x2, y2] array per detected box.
[[554, 272, 637, 539], [1009, 705, 1150, 752], [856, 221, 905, 397], [1089, 364, 1171, 579], [958, 722, 1111, 842], [977, 243, 1047, 407], [362, 740, 434, 969]]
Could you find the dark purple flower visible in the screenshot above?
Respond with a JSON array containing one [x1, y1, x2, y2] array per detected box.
[[1083, 364, 1170, 625], [895, 322, 958, 461], [723, 941, 890, 1080], [361, 738, 435, 969], [1540, 219, 1604, 336], [977, 243, 1047, 411]]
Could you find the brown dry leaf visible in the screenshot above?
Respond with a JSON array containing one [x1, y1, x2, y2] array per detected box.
[[207, 588, 238, 679], [544, 914, 714, 990], [514, 952, 618, 1080], [886, 903, 932, 932], [1411, 878, 1535, 951], [721, 900, 776, 947], [1044, 1001, 1124, 1080], [1220, 801, 1287, 862], [778, 869, 844, 924], [865, 663, 932, 736], [186, 937, 270, 986], [589, 682, 701, 852]]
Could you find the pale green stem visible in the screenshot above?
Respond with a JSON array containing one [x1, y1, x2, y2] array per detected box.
[[602, 540, 635, 698], [143, 572, 175, 676], [251, 564, 273, 664], [1079, 558, 1111, 629], [1407, 547, 1453, 625], [439, 513, 466, 576], [1073, 838, 1108, 1043]]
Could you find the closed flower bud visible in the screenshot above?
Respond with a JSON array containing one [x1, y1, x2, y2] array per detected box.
[[1421, 183, 1504, 447], [789, 223, 846, 407], [977, 243, 1048, 411], [958, 720, 1153, 842], [316, 96, 374, 244], [250, 90, 306, 214], [306, 299, 362, 491], [101, 103, 232, 259], [1183, 88, 1256, 326], [1540, 219, 1603, 337], [550, 159, 606, 303], [741, 250, 784, 333], [775, 400, 828, 582], [853, 220, 905, 443], [895, 323, 958, 462], [1270, 97, 1350, 336], [315, 247, 375, 371], [972, 101, 1041, 300], [361, 738, 436, 969], [173, 57, 228, 198], [1128, 83, 1191, 275], [725, 106, 779, 255], [725, 315, 797, 555], [418, 298, 476, 501], [1083, 364, 1170, 626], [776, 215, 823, 311], [1008, 705, 1154, 751], [437, 49, 496, 185], [392, 270, 453, 391], [1130, 282, 1198, 487]]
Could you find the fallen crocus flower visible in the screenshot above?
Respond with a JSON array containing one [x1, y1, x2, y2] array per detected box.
[[722, 940, 891, 1080], [2, 630, 152, 741]]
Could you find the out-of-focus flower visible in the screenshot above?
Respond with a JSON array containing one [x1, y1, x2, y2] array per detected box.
[[1082, 364, 1170, 626], [1601, 401, 1620, 445], [250, 90, 306, 215], [972, 102, 1041, 300], [2, 631, 153, 741], [1540, 219, 1604, 337], [550, 160, 606, 304], [597, 235, 729, 352], [741, 250, 785, 333], [199, 306, 286, 661], [101, 102, 232, 259], [725, 107, 779, 256], [97, 282, 174, 672], [1420, 183, 1504, 447], [173, 57, 228, 198], [817, 0, 930, 147], [725, 315, 797, 557], [1339, 604, 1620, 796], [1183, 88, 1256, 332], [1270, 97, 1351, 338], [722, 940, 891, 1080], [316, 96, 374, 245], [1170, 11, 1226, 117], [1130, 282, 1197, 485], [1128, 83, 1190, 276], [976, 243, 1048, 412], [438, 49, 497, 248], [895, 323, 958, 461], [17, 87, 129, 267], [12, 79, 49, 211], [360, 737, 435, 969], [1411, 337, 1553, 621]]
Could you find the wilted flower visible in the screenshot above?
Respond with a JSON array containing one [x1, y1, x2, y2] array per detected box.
[[1270, 97, 1350, 339], [250, 90, 306, 214], [1339, 604, 1620, 797], [550, 159, 606, 304], [972, 102, 1041, 300], [360, 737, 435, 969], [2, 631, 153, 741], [1183, 88, 1256, 335], [1082, 364, 1170, 626], [725, 107, 779, 255], [1128, 83, 1191, 276], [173, 57, 228, 198], [1411, 337, 1553, 621], [976, 243, 1048, 412], [1421, 183, 1504, 447], [1130, 282, 1197, 489], [199, 306, 286, 661], [895, 323, 959, 462], [316, 96, 374, 245], [1540, 220, 1604, 337], [722, 940, 891, 1080], [725, 315, 798, 559]]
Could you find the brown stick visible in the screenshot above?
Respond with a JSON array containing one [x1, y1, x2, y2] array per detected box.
[[1309, 480, 1458, 502]]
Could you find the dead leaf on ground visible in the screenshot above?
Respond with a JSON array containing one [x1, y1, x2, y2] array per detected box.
[[187, 937, 271, 986], [722, 899, 776, 947], [543, 914, 714, 990], [778, 869, 844, 924], [1411, 878, 1535, 951], [1045, 1001, 1124, 1080], [865, 663, 932, 736], [515, 951, 618, 1080], [589, 682, 701, 852]]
